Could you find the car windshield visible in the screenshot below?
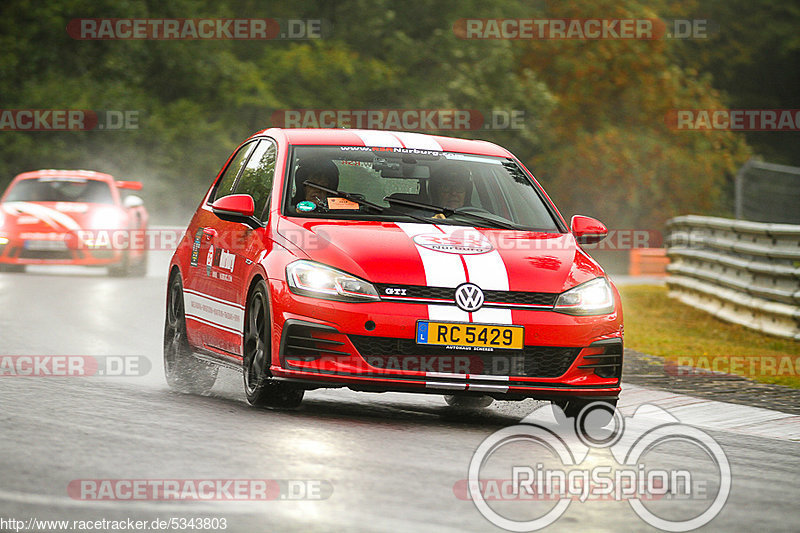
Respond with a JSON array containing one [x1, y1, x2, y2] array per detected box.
[[4, 177, 114, 205], [283, 145, 560, 231]]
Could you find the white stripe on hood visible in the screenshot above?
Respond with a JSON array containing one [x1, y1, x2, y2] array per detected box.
[[3, 202, 82, 231]]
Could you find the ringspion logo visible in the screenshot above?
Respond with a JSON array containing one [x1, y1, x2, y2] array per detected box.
[[462, 403, 730, 531]]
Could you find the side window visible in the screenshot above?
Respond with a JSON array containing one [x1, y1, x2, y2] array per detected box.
[[211, 142, 256, 203], [234, 140, 277, 220]]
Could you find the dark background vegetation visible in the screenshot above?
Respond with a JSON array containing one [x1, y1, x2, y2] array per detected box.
[[1, 0, 797, 226]]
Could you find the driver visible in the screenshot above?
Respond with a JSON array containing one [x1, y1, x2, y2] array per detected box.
[[428, 163, 472, 210], [293, 158, 340, 210]]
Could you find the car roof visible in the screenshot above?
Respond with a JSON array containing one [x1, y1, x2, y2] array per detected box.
[[12, 169, 114, 182], [256, 128, 514, 158]]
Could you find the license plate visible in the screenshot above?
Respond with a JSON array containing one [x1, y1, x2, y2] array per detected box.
[[24, 240, 68, 251], [416, 321, 524, 350]]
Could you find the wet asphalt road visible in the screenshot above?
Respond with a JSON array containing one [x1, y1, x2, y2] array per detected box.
[[0, 257, 798, 532]]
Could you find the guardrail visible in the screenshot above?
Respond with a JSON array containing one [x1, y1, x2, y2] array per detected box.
[[665, 215, 800, 340]]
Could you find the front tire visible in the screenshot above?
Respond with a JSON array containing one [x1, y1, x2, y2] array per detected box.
[[109, 250, 147, 277], [108, 253, 130, 277], [243, 281, 304, 408], [163, 273, 218, 394], [444, 395, 494, 409], [553, 398, 618, 426]]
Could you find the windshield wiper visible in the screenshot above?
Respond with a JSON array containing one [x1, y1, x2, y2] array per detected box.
[[383, 196, 521, 230], [302, 181, 436, 225]]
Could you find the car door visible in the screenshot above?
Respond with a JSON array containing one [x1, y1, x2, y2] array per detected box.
[[184, 140, 257, 355], [201, 139, 278, 358], [215, 138, 277, 303]]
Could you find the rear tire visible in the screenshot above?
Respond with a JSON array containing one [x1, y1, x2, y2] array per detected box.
[[163, 273, 218, 394], [129, 250, 148, 277], [243, 281, 304, 408]]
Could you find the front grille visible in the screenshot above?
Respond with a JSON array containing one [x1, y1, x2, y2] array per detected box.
[[374, 284, 557, 307], [484, 290, 557, 306], [349, 335, 579, 378], [17, 249, 73, 260], [385, 286, 453, 300]]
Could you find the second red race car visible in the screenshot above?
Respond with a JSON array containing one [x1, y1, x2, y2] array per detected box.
[[0, 169, 148, 276], [165, 129, 623, 415]]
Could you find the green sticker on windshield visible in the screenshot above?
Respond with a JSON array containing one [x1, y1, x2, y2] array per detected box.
[[297, 201, 316, 212]]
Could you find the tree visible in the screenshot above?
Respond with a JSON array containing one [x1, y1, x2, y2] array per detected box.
[[517, 0, 750, 229]]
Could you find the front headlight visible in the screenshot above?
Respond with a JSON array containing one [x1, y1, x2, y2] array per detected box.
[[90, 208, 124, 229], [554, 277, 615, 316], [286, 260, 380, 302]]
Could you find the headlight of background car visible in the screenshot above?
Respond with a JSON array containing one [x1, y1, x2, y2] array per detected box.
[[554, 277, 615, 316], [0, 211, 7, 245], [286, 260, 380, 302], [90, 208, 124, 229]]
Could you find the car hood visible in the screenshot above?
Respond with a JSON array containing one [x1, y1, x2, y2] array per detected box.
[[276, 219, 605, 293], [0, 201, 123, 232]]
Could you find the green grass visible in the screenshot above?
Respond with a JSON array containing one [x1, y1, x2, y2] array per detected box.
[[619, 285, 800, 388]]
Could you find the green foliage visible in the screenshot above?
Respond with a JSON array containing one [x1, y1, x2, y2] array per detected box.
[[0, 0, 789, 229], [519, 0, 751, 229], [673, 0, 800, 165]]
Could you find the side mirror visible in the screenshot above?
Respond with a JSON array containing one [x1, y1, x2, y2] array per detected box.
[[122, 195, 144, 209], [571, 215, 607, 245], [210, 194, 261, 229]]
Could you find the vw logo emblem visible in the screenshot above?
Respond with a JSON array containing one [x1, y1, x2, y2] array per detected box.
[[454, 283, 484, 312]]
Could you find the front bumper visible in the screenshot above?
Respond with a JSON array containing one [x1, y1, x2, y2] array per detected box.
[[268, 281, 623, 400], [0, 234, 126, 266]]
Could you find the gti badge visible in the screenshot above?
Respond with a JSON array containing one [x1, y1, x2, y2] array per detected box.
[[454, 283, 484, 312]]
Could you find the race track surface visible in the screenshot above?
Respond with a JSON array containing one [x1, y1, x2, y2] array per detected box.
[[1, 255, 798, 532]]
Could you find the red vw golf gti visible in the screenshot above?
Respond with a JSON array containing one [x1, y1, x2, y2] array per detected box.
[[165, 129, 622, 413]]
